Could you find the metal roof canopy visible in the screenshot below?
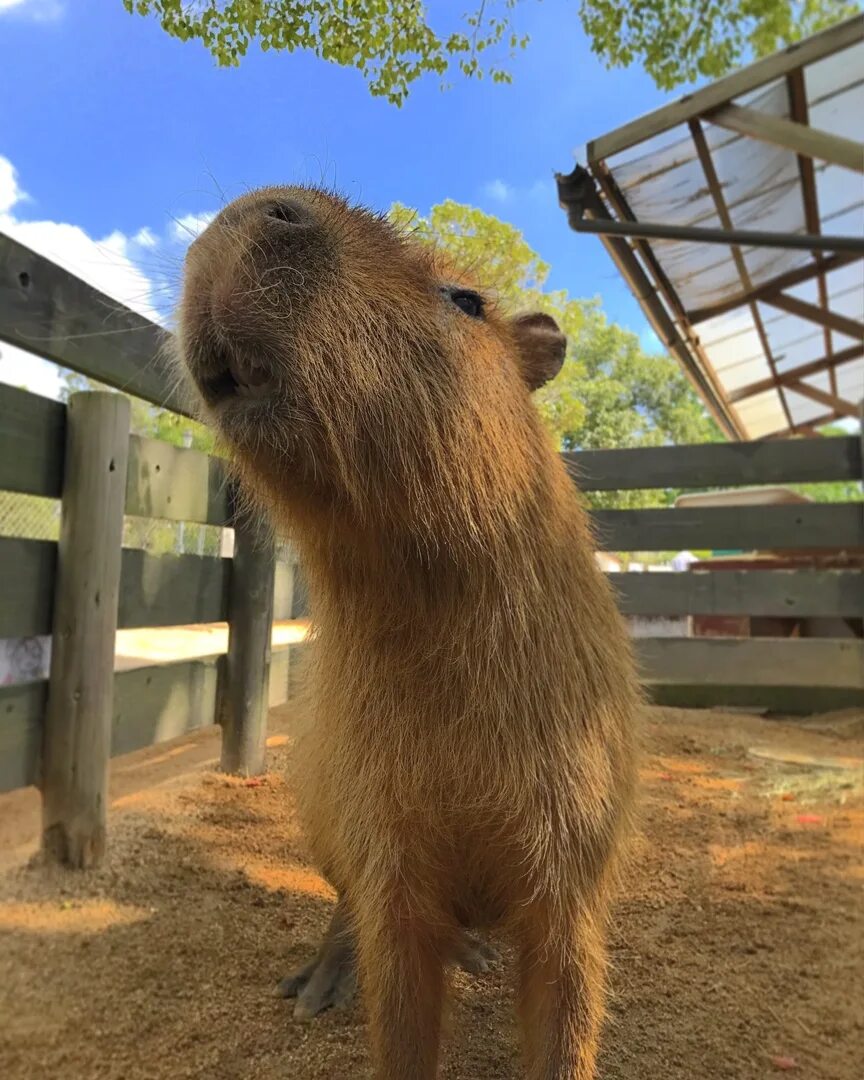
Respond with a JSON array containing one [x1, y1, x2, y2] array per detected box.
[[556, 15, 864, 441]]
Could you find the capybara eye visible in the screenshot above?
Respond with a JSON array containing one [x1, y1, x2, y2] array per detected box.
[[449, 289, 484, 319]]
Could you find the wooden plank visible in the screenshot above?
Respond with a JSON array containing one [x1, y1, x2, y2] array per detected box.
[[110, 657, 221, 758], [592, 503, 864, 552], [0, 537, 55, 637], [268, 646, 292, 709], [0, 681, 45, 792], [588, 16, 864, 162], [0, 542, 229, 637], [728, 343, 863, 402], [762, 292, 864, 340], [118, 549, 229, 628], [688, 253, 861, 324], [220, 502, 276, 776], [0, 233, 184, 412], [706, 103, 864, 174], [567, 436, 860, 491], [787, 381, 860, 419], [273, 560, 295, 622], [636, 637, 863, 689], [610, 570, 863, 618], [0, 383, 65, 497], [648, 683, 862, 715], [125, 435, 229, 525], [42, 392, 131, 867]]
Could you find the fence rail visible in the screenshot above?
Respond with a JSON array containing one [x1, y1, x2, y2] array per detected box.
[[0, 234, 861, 865]]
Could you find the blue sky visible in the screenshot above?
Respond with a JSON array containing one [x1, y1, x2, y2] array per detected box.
[[0, 0, 694, 396]]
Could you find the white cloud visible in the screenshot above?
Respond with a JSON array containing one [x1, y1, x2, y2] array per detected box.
[[170, 211, 216, 242], [0, 0, 64, 20], [133, 226, 159, 249], [481, 179, 512, 204], [0, 156, 26, 214], [0, 154, 167, 398]]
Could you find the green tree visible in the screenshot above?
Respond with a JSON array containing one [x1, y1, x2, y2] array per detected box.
[[124, 1, 856, 104]]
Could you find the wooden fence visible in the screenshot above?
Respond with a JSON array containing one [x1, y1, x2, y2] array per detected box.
[[1, 234, 862, 865]]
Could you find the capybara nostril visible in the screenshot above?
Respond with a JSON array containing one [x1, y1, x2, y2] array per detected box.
[[264, 199, 313, 228]]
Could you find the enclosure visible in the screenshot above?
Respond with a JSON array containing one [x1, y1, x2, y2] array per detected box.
[[0, 230, 862, 1077]]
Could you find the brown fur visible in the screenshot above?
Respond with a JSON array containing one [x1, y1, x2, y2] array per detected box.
[[177, 186, 639, 1079]]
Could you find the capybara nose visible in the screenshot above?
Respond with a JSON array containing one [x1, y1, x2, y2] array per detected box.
[[262, 198, 314, 229]]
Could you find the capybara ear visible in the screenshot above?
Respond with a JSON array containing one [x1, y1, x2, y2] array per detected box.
[[510, 312, 567, 391]]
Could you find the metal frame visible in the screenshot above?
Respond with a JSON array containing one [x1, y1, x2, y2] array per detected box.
[[557, 14, 864, 440]]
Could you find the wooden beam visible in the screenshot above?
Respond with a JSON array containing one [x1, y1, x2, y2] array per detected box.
[[761, 291, 864, 340], [763, 411, 840, 437], [0, 234, 183, 412], [787, 381, 860, 418], [687, 252, 861, 324], [566, 434, 860, 491], [728, 342, 863, 402], [611, 569, 863, 618], [587, 15, 864, 162], [125, 435, 229, 526], [689, 119, 794, 429], [787, 68, 837, 398], [706, 103, 864, 174], [41, 392, 131, 869], [637, 637, 864, 690], [592, 503, 863, 553]]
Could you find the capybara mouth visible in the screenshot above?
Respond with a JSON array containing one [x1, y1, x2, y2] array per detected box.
[[198, 344, 277, 406]]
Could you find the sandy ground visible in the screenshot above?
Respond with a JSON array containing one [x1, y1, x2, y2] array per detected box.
[[1, 704, 862, 1079]]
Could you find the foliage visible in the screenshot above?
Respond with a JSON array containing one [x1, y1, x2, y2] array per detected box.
[[124, 1, 856, 103], [580, 0, 859, 91], [391, 199, 721, 508], [123, 0, 525, 106]]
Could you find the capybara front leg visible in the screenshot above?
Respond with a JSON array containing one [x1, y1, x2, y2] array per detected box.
[[358, 904, 445, 1080], [277, 896, 356, 1019], [517, 905, 607, 1080]]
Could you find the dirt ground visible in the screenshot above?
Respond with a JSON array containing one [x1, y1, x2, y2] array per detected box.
[[1, 704, 862, 1079]]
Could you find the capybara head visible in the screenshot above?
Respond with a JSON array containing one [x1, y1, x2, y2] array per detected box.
[[177, 186, 567, 544]]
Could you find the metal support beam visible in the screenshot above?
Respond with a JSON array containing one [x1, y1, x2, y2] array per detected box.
[[563, 213, 864, 256]]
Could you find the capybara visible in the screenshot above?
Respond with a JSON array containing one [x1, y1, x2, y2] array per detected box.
[[177, 186, 639, 1080]]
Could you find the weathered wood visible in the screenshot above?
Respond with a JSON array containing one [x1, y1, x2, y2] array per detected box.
[[592, 503, 864, 552], [220, 499, 276, 775], [688, 254, 861, 325], [118, 550, 229, 628], [636, 637, 863, 689], [706, 103, 864, 174], [0, 541, 229, 637], [125, 435, 229, 526], [41, 392, 131, 867], [762, 292, 864, 341], [0, 383, 65, 497], [110, 657, 222, 758], [648, 683, 863, 715], [727, 343, 863, 403], [0, 680, 46, 792], [0, 537, 55, 637], [610, 570, 863, 618], [787, 381, 860, 419], [273, 560, 295, 622], [268, 646, 292, 709], [0, 234, 184, 412], [567, 435, 859, 491], [587, 15, 864, 162]]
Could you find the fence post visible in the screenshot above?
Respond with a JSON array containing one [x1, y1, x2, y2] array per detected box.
[[220, 486, 275, 776], [41, 391, 130, 868]]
